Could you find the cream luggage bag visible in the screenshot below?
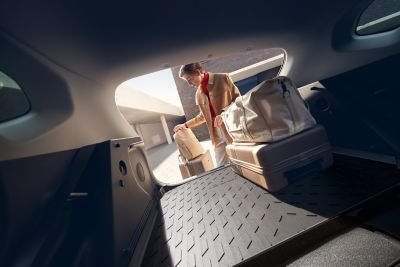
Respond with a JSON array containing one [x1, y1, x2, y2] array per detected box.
[[222, 76, 316, 143], [173, 128, 204, 160], [226, 125, 333, 192], [178, 150, 215, 179]]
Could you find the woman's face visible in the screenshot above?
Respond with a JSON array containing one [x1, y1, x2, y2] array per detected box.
[[182, 70, 203, 88]]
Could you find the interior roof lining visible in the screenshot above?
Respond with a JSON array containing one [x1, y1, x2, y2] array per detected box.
[[1, 0, 400, 88]]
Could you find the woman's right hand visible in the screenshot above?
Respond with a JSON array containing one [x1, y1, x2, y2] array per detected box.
[[173, 124, 186, 132], [214, 115, 223, 128]]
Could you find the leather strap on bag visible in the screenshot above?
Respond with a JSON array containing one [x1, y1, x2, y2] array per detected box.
[[280, 77, 309, 109]]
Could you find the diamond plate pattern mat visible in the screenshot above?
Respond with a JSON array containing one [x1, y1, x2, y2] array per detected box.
[[142, 165, 397, 267]]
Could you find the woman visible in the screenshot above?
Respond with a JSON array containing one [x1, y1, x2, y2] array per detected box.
[[173, 62, 240, 166]]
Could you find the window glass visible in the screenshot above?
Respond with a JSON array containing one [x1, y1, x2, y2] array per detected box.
[[235, 76, 258, 94], [0, 71, 30, 123], [357, 0, 400, 35]]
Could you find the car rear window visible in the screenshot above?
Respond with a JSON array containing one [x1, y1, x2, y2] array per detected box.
[[0, 71, 30, 123], [357, 0, 400, 35]]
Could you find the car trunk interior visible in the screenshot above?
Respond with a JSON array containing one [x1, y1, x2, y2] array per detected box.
[[1, 52, 400, 266], [1, 140, 399, 267]]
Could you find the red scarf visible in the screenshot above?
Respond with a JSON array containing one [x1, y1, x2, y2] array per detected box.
[[200, 72, 217, 118]]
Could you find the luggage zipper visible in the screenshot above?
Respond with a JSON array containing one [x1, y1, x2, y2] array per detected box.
[[280, 79, 297, 133]]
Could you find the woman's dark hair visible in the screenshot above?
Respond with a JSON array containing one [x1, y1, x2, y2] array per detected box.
[[179, 62, 203, 77]]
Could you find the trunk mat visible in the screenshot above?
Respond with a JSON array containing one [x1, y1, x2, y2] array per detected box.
[[142, 162, 399, 267]]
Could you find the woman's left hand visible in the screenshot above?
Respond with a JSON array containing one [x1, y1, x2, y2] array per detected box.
[[214, 115, 223, 128]]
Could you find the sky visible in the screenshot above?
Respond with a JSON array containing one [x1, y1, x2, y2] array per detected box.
[[122, 69, 183, 108]]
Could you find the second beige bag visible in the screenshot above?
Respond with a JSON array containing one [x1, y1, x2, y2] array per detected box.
[[222, 76, 316, 143], [173, 128, 204, 160]]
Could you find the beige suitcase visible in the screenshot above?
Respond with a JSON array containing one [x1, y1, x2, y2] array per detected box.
[[173, 128, 204, 160], [179, 150, 215, 179], [226, 125, 333, 192], [222, 76, 316, 143]]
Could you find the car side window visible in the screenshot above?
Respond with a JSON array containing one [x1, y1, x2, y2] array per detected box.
[[357, 0, 400, 35], [0, 71, 30, 123]]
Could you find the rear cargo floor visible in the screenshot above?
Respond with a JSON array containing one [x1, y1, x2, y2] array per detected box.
[[142, 156, 399, 267]]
